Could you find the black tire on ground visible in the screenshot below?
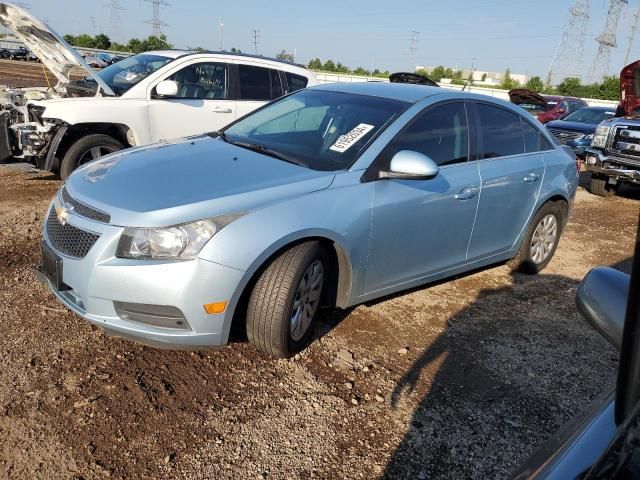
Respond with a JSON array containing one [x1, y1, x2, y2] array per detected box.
[[246, 241, 329, 358], [509, 201, 565, 274], [589, 174, 618, 197], [59, 134, 124, 180]]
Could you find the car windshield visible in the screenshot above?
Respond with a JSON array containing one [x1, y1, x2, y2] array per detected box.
[[562, 107, 616, 124], [223, 89, 409, 171], [96, 53, 173, 95]]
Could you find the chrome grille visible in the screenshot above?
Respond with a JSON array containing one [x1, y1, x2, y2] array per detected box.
[[61, 186, 110, 223], [613, 125, 640, 156], [547, 128, 584, 144], [45, 208, 100, 258]]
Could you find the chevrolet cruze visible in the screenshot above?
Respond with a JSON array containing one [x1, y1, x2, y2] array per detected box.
[[37, 82, 579, 358]]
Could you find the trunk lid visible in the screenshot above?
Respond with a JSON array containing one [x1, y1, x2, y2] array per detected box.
[[0, 2, 115, 95]]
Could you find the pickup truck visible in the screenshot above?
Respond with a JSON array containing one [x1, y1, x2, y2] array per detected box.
[[584, 60, 640, 197]]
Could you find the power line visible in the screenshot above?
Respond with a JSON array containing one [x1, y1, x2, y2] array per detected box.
[[252, 29, 260, 55], [591, 0, 628, 82], [546, 0, 590, 85], [144, 0, 170, 37]]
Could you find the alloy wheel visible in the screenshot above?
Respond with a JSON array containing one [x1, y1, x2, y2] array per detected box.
[[290, 260, 324, 341], [530, 213, 558, 264]]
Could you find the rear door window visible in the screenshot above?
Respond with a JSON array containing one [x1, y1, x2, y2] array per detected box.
[[238, 65, 283, 100], [522, 119, 553, 152], [476, 104, 525, 159], [285, 72, 309, 93]]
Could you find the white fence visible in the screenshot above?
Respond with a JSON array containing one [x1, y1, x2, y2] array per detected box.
[[314, 72, 619, 108]]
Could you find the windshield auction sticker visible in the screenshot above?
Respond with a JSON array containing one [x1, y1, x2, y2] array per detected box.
[[330, 123, 375, 153]]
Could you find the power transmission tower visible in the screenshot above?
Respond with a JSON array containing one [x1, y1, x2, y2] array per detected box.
[[106, 0, 125, 42], [591, 0, 629, 82], [252, 29, 260, 55], [89, 16, 97, 34], [624, 5, 640, 67], [144, 0, 170, 37], [409, 30, 419, 71], [546, 0, 590, 85]]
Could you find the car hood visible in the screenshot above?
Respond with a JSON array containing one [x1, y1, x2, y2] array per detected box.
[[620, 60, 640, 117], [0, 3, 115, 95], [508, 88, 548, 109], [545, 120, 596, 134], [65, 136, 336, 227]]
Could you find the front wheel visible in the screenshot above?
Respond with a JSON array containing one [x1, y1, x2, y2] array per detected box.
[[246, 242, 328, 358], [589, 174, 618, 197], [510, 202, 564, 274], [59, 134, 124, 180]]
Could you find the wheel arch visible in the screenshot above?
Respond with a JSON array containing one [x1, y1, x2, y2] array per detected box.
[[227, 233, 354, 341], [537, 193, 570, 227], [55, 122, 134, 161]]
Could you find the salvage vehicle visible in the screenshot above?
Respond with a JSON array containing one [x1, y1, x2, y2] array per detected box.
[[546, 106, 615, 158], [8, 45, 29, 61], [83, 55, 108, 69], [584, 61, 640, 197], [509, 88, 588, 124], [0, 3, 317, 178], [389, 72, 439, 87], [36, 82, 579, 358], [514, 220, 640, 479]]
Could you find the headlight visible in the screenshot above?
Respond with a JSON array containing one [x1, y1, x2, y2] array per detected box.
[[591, 125, 610, 148], [116, 214, 244, 260]]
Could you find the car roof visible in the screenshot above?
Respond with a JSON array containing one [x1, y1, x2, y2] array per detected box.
[[310, 81, 445, 103], [144, 49, 308, 69]]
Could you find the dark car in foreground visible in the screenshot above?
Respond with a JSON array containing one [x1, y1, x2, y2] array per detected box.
[[546, 107, 616, 158], [514, 219, 640, 479], [509, 89, 588, 124]]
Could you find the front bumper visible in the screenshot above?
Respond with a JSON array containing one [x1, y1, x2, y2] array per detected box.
[[38, 204, 246, 349], [584, 148, 640, 184]]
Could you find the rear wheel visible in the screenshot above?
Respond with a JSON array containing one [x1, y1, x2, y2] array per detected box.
[[246, 242, 328, 358], [59, 134, 124, 180], [589, 174, 618, 197], [510, 202, 564, 274]]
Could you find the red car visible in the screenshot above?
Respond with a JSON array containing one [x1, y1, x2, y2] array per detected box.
[[509, 89, 588, 124]]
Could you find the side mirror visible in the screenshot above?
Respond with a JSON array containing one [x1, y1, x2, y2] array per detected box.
[[379, 150, 439, 180], [576, 267, 630, 350], [155, 80, 179, 97]]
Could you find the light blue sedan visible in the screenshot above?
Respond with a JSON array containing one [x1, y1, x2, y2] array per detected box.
[[38, 82, 579, 358]]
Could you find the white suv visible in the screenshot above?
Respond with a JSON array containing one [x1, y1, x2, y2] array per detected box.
[[0, 3, 317, 178]]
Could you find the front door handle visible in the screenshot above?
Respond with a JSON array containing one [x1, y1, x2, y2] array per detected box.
[[213, 107, 233, 113], [455, 187, 479, 200], [523, 172, 540, 183]]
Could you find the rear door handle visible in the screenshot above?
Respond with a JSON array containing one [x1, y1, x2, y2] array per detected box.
[[213, 107, 233, 113], [455, 187, 479, 200], [523, 172, 540, 183]]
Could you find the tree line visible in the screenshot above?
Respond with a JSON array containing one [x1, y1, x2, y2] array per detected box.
[[416, 65, 619, 101], [62, 33, 173, 54]]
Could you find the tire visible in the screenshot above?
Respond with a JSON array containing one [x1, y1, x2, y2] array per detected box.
[[59, 134, 124, 180], [589, 174, 618, 197], [246, 242, 329, 358], [510, 202, 564, 274]]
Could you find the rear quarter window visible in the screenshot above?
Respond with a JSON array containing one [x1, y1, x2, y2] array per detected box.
[[285, 72, 308, 93]]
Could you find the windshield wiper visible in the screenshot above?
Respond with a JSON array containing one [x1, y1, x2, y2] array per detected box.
[[224, 138, 308, 168]]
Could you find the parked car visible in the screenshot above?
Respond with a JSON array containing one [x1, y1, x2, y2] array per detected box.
[[83, 55, 108, 69], [8, 45, 29, 60], [514, 221, 640, 479], [389, 72, 439, 87], [545, 106, 616, 158], [95, 52, 113, 65], [35, 82, 579, 358], [0, 2, 317, 178], [509, 89, 588, 124], [0, 47, 11, 59]]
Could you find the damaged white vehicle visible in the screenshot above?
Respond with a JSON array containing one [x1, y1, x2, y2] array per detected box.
[[0, 3, 317, 178]]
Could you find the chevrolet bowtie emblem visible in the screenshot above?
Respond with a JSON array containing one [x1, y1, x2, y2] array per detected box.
[[55, 204, 73, 226]]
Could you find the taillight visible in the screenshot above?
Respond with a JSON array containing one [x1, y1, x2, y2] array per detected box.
[[575, 155, 581, 171]]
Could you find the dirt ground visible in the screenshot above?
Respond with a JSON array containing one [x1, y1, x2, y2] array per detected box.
[[0, 163, 637, 480], [0, 59, 85, 88]]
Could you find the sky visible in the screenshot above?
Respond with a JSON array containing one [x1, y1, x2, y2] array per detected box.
[[20, 0, 640, 81]]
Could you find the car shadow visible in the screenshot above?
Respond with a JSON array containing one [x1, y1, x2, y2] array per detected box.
[[380, 258, 630, 479]]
